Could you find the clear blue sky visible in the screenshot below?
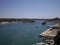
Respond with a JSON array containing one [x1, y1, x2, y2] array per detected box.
[[0, 0, 60, 18]]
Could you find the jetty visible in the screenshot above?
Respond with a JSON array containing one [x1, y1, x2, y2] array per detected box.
[[35, 23, 60, 45]]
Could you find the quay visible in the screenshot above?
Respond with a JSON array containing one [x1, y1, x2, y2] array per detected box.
[[35, 23, 60, 45]]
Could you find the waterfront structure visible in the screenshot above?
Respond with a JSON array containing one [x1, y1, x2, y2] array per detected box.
[[35, 23, 60, 45]]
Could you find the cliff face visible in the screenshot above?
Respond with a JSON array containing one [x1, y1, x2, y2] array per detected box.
[[54, 31, 60, 45]]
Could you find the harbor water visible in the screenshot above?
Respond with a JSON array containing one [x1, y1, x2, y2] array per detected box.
[[0, 20, 56, 45]]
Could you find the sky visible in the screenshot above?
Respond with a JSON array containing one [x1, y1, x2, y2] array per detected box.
[[0, 0, 60, 19]]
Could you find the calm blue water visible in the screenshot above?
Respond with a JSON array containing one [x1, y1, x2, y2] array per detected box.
[[0, 21, 56, 45]]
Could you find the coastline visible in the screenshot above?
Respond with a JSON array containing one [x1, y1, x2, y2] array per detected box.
[[39, 23, 59, 37], [0, 17, 60, 24]]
